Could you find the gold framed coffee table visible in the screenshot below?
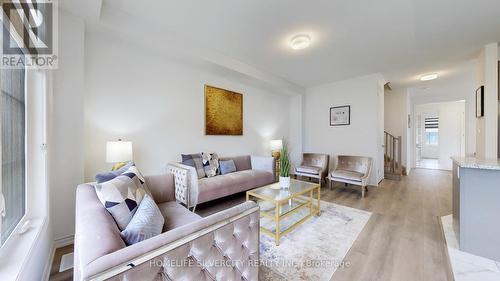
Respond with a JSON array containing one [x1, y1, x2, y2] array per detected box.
[[246, 179, 320, 246]]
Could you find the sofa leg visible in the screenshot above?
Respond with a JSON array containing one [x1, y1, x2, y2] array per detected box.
[[329, 179, 332, 190], [191, 205, 197, 213], [361, 186, 365, 198]]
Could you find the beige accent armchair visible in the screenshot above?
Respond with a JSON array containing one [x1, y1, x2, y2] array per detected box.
[[294, 153, 330, 186], [329, 155, 372, 198]]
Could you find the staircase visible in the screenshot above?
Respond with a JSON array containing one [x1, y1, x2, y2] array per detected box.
[[384, 131, 403, 180]]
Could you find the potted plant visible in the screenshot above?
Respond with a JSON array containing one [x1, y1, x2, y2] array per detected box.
[[279, 139, 291, 189]]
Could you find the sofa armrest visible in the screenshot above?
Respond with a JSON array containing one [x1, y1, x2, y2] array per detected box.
[[74, 184, 127, 281], [250, 155, 275, 174], [167, 162, 198, 208], [361, 158, 373, 185], [82, 201, 260, 281]]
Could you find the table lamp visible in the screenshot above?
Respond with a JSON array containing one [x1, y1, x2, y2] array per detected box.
[[270, 139, 283, 158], [106, 139, 133, 171]]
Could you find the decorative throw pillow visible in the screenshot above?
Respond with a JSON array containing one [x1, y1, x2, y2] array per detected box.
[[219, 160, 236, 175], [95, 165, 149, 230], [95, 161, 135, 183], [181, 153, 206, 179], [201, 152, 219, 177], [120, 194, 165, 245]]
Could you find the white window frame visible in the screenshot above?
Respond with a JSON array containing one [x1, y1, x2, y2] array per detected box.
[[0, 65, 28, 248], [0, 68, 49, 280], [0, 3, 50, 279]]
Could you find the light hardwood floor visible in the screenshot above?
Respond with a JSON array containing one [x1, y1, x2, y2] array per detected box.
[[50, 168, 453, 281]]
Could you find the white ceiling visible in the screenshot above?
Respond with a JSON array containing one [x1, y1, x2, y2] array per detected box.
[[65, 0, 500, 90]]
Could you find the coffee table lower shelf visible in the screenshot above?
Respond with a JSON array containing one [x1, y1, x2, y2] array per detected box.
[[246, 181, 320, 246]]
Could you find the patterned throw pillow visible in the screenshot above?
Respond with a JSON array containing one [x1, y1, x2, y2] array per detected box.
[[95, 165, 149, 230], [202, 152, 220, 177], [95, 161, 135, 183], [219, 160, 236, 175], [120, 194, 165, 245], [181, 153, 206, 179]]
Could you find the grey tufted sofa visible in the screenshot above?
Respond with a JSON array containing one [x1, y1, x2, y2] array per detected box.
[[74, 173, 260, 281], [168, 155, 275, 212]]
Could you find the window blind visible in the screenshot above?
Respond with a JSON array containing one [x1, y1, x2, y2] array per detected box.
[[424, 117, 439, 129]]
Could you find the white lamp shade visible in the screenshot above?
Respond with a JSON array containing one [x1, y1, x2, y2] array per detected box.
[[106, 141, 133, 163], [270, 139, 283, 151]]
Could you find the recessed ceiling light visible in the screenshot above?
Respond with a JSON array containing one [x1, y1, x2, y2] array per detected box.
[[420, 73, 438, 81], [290, 34, 311, 50]]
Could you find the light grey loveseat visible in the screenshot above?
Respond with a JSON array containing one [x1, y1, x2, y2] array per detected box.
[[74, 173, 260, 281], [168, 155, 275, 211]]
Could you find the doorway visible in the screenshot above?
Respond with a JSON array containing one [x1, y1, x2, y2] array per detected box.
[[414, 101, 466, 170]]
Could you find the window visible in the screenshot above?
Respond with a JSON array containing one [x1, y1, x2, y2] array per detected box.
[[424, 117, 439, 146], [0, 59, 26, 246]]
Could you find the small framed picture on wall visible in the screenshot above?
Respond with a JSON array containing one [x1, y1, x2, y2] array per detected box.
[[330, 105, 351, 126], [476, 85, 484, 118]]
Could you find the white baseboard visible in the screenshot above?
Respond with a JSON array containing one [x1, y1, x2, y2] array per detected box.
[[54, 234, 74, 248], [42, 245, 55, 281]]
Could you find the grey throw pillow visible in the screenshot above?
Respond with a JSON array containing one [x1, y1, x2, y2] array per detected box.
[[95, 165, 148, 230], [181, 153, 206, 179], [219, 160, 236, 175], [120, 194, 164, 245]]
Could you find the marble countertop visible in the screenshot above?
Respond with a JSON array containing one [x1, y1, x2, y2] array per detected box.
[[451, 157, 500, 170]]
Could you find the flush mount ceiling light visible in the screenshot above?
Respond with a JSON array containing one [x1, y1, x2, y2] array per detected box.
[[420, 73, 438, 81], [290, 34, 311, 50]]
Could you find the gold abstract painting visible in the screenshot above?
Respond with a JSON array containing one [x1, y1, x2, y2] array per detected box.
[[204, 85, 243, 135]]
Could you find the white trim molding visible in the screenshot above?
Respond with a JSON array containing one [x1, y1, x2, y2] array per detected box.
[[54, 234, 74, 249]]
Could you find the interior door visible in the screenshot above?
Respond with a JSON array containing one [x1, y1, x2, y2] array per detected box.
[[415, 114, 422, 164]]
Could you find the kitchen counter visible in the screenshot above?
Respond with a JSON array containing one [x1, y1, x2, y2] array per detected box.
[[451, 157, 500, 170], [452, 157, 500, 261]]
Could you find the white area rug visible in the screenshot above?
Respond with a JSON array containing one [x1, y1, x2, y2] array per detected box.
[[59, 252, 74, 272], [259, 200, 371, 281], [441, 215, 500, 281]]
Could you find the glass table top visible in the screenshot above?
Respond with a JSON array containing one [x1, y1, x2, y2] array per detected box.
[[247, 179, 318, 202]]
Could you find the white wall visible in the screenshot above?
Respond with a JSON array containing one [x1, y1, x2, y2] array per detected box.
[[303, 74, 384, 186], [439, 101, 466, 169], [84, 30, 296, 180], [49, 10, 85, 242], [475, 43, 498, 159], [288, 95, 304, 167], [376, 79, 385, 182], [384, 88, 409, 170], [476, 51, 486, 158]]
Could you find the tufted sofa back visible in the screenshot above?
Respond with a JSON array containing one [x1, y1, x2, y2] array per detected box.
[[336, 155, 372, 176], [219, 155, 252, 171], [108, 203, 260, 281]]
